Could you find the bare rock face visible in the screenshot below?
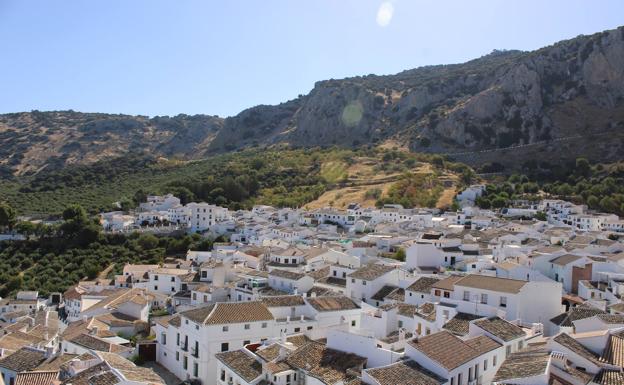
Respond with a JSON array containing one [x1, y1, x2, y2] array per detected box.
[[1, 26, 624, 175]]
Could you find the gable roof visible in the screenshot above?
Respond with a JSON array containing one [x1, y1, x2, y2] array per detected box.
[[408, 331, 501, 370], [550, 254, 583, 266], [474, 316, 526, 342], [442, 313, 482, 336], [407, 277, 441, 293], [454, 275, 528, 294], [180, 302, 274, 325], [493, 350, 551, 382], [215, 350, 263, 383], [269, 269, 306, 281], [553, 333, 602, 366], [261, 295, 306, 308], [306, 296, 360, 312], [431, 275, 464, 291], [285, 341, 366, 384], [348, 264, 396, 281], [0, 347, 47, 373], [365, 360, 445, 385], [549, 304, 606, 327]]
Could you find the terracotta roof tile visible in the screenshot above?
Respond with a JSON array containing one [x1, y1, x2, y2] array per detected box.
[[365, 360, 445, 385], [215, 350, 262, 382]]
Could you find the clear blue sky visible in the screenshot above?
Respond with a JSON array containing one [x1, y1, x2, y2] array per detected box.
[[1, 0, 622, 117]]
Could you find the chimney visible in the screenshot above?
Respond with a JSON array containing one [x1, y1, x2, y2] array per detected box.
[[90, 326, 98, 336], [399, 328, 406, 341], [550, 351, 567, 369]]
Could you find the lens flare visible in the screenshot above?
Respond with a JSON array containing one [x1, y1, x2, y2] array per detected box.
[[341, 101, 363, 127], [376, 2, 394, 27]]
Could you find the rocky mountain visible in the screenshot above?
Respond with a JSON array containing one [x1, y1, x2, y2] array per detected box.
[[0, 111, 223, 176], [2, 26, 624, 176]]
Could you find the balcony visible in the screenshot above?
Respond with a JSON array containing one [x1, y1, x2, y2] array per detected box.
[[191, 347, 199, 358], [180, 343, 188, 352]]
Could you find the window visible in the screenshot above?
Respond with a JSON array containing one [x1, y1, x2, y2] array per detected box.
[[183, 356, 187, 370], [518, 340, 524, 350], [221, 342, 229, 352], [457, 373, 462, 385], [451, 378, 454, 385], [154, 285, 158, 291], [243, 340, 250, 345], [176, 351, 179, 361], [333, 270, 337, 276], [161, 333, 166, 345], [363, 281, 367, 286], [154, 275, 159, 281], [201, 271, 207, 278], [261, 322, 267, 328], [244, 324, 250, 330], [481, 293, 488, 304], [193, 362, 198, 377], [398, 320, 403, 328], [463, 291, 471, 301], [352, 278, 356, 283], [220, 370, 225, 381], [484, 358, 488, 370], [192, 293, 197, 300], [351, 320, 356, 327], [443, 291, 450, 298], [506, 345, 511, 357], [176, 333, 180, 346], [307, 326, 313, 330], [500, 296, 507, 307], [222, 326, 228, 332], [493, 355, 497, 366], [434, 289, 441, 296]]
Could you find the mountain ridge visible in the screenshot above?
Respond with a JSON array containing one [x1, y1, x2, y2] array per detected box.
[[1, 26, 624, 176]]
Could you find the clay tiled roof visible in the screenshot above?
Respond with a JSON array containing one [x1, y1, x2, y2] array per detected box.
[[286, 342, 366, 384], [455, 274, 527, 293], [306, 296, 359, 312], [493, 350, 550, 382], [408, 331, 501, 370], [553, 333, 602, 365], [365, 360, 445, 385], [592, 369, 624, 385], [371, 285, 399, 301], [549, 304, 606, 327], [597, 314, 624, 324], [474, 316, 526, 342], [255, 344, 281, 362], [15, 371, 59, 385], [215, 350, 262, 383], [348, 264, 396, 281], [181, 302, 274, 325], [261, 295, 306, 308], [407, 277, 441, 293], [601, 331, 624, 366], [550, 254, 583, 266], [0, 347, 47, 372], [269, 269, 306, 280], [431, 275, 463, 291], [443, 313, 482, 336]]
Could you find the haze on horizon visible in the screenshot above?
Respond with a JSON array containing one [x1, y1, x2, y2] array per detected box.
[[1, 0, 623, 118]]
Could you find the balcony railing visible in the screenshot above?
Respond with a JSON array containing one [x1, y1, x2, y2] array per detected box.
[[181, 343, 188, 352], [191, 347, 199, 358]]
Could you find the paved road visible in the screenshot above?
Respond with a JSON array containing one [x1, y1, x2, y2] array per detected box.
[[142, 362, 181, 385]]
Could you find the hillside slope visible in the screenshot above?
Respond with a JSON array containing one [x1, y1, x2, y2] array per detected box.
[[1, 26, 624, 175]]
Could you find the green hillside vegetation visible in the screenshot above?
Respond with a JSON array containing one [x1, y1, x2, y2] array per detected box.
[[477, 158, 624, 215], [0, 204, 223, 296], [0, 147, 466, 216]]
